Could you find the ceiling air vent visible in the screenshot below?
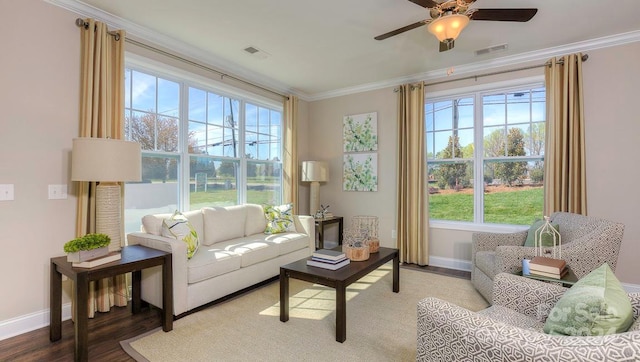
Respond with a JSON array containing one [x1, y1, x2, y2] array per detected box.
[[243, 46, 270, 60], [475, 44, 508, 56]]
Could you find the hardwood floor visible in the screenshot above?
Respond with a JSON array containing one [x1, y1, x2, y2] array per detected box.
[[0, 265, 468, 361]]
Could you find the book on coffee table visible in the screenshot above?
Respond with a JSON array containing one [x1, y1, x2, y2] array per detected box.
[[307, 258, 350, 270], [312, 249, 346, 261]]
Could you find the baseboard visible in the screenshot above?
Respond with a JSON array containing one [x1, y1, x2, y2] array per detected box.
[[0, 303, 72, 341], [428, 256, 473, 272]]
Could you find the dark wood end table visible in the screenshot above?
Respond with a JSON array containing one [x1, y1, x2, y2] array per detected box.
[[314, 216, 344, 249], [50, 245, 173, 362], [279, 247, 399, 342]]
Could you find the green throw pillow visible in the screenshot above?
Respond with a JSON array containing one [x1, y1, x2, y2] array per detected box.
[[543, 263, 633, 336], [524, 219, 560, 247], [263, 203, 295, 235], [162, 210, 200, 259]]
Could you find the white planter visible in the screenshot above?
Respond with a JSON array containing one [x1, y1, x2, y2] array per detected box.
[[66, 246, 109, 262]]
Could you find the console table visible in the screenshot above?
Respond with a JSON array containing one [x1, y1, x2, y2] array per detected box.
[[315, 216, 344, 249], [50, 245, 173, 362]]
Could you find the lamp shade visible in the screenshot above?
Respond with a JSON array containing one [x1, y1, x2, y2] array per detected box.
[[427, 14, 470, 42], [301, 161, 329, 182], [71, 138, 142, 182]]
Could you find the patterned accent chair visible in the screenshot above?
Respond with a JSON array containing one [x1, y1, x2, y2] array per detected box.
[[417, 273, 640, 361], [471, 211, 624, 302]]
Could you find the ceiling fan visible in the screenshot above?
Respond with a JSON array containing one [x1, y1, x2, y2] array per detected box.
[[375, 0, 537, 52]]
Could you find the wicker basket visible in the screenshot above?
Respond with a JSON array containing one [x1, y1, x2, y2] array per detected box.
[[343, 244, 370, 261], [351, 215, 380, 253]]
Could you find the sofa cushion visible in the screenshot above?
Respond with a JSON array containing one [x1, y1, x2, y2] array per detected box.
[[143, 210, 204, 237], [543, 263, 633, 336], [263, 203, 295, 234], [245, 204, 267, 236], [202, 205, 247, 246], [475, 251, 496, 279], [161, 211, 200, 259], [265, 232, 309, 255], [524, 219, 560, 247], [215, 237, 279, 267], [186, 247, 242, 284]]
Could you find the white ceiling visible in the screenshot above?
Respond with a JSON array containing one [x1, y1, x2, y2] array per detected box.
[[55, 0, 640, 99]]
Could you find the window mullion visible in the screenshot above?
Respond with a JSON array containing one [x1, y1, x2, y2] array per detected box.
[[238, 100, 246, 204], [179, 81, 190, 211], [474, 92, 484, 224]]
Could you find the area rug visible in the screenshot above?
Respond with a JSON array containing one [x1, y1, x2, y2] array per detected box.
[[121, 264, 488, 361]]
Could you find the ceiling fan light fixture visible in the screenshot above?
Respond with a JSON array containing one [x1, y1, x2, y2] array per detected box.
[[427, 14, 470, 42]]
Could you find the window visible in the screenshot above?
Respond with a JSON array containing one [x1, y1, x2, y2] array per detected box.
[[123, 66, 283, 234], [426, 81, 545, 226]]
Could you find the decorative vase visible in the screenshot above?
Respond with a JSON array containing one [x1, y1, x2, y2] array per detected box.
[[342, 228, 370, 261]]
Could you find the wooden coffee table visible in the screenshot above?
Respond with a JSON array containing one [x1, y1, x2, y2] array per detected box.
[[279, 247, 399, 342]]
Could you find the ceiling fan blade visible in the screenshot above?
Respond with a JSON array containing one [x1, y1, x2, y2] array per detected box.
[[469, 8, 538, 22], [407, 0, 439, 8], [374, 19, 429, 41]]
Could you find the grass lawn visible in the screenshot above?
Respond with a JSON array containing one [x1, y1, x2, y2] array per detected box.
[[429, 187, 543, 225]]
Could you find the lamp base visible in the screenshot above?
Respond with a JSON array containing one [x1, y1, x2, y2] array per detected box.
[[309, 181, 320, 217], [96, 182, 122, 252]]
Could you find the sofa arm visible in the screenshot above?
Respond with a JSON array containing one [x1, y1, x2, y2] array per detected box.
[[472, 230, 527, 255], [492, 273, 567, 321], [127, 232, 188, 316], [417, 297, 640, 362], [294, 215, 315, 250]]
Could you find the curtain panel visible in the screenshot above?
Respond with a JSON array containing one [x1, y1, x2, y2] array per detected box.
[[396, 83, 429, 265], [283, 95, 299, 214], [75, 19, 128, 318], [544, 53, 587, 215]]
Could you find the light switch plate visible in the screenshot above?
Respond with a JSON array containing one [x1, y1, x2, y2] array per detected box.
[[48, 184, 68, 200], [0, 184, 15, 201]]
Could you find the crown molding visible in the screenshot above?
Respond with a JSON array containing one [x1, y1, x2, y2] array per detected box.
[[308, 30, 640, 101], [44, 0, 640, 102], [45, 0, 309, 100]]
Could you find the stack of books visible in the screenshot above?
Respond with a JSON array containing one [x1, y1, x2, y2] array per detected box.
[[529, 256, 567, 279], [307, 249, 350, 270], [72, 252, 121, 268]]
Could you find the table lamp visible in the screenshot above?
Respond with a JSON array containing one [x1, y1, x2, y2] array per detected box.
[[301, 161, 328, 217], [71, 138, 142, 252]]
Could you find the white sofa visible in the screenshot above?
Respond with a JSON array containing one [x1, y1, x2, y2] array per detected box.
[[127, 204, 314, 316]]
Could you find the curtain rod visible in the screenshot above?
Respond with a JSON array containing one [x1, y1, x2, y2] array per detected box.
[[75, 19, 289, 100], [423, 54, 589, 88]]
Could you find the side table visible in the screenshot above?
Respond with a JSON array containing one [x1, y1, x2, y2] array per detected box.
[[315, 216, 344, 249], [50, 245, 173, 362]]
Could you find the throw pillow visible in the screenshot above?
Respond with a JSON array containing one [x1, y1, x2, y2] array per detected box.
[[543, 263, 633, 336], [524, 219, 560, 247], [162, 210, 200, 259], [263, 203, 295, 234]]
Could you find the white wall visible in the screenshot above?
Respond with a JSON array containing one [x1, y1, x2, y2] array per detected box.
[[0, 0, 79, 331], [307, 43, 640, 286]]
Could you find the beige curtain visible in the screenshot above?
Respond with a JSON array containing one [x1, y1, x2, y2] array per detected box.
[[543, 53, 587, 215], [283, 95, 299, 213], [396, 83, 429, 265], [75, 19, 128, 318]]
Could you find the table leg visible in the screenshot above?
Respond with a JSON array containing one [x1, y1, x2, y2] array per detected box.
[[279, 268, 289, 322], [336, 282, 347, 342], [49, 262, 62, 342], [131, 270, 141, 314], [75, 273, 89, 362], [317, 223, 324, 250], [393, 253, 399, 293], [162, 254, 173, 332], [338, 218, 343, 245]]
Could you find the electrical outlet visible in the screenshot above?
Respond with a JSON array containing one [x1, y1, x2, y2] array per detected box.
[[48, 184, 68, 200], [0, 184, 14, 201], [391, 229, 397, 239]]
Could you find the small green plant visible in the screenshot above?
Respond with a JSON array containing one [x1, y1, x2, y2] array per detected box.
[[63, 233, 111, 253]]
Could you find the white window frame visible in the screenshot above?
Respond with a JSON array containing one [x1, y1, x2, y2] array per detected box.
[[426, 75, 545, 231]]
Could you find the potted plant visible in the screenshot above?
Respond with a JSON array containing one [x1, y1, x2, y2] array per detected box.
[[64, 233, 111, 262]]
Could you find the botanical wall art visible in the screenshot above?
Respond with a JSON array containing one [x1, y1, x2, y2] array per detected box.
[[343, 152, 378, 192], [343, 112, 378, 152]]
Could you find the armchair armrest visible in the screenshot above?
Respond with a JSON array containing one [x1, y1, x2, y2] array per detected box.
[[472, 230, 527, 256], [127, 232, 188, 316], [417, 296, 640, 362], [492, 273, 567, 321]]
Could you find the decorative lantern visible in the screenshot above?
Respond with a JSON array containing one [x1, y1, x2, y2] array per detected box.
[[534, 216, 562, 259], [342, 228, 370, 261]]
